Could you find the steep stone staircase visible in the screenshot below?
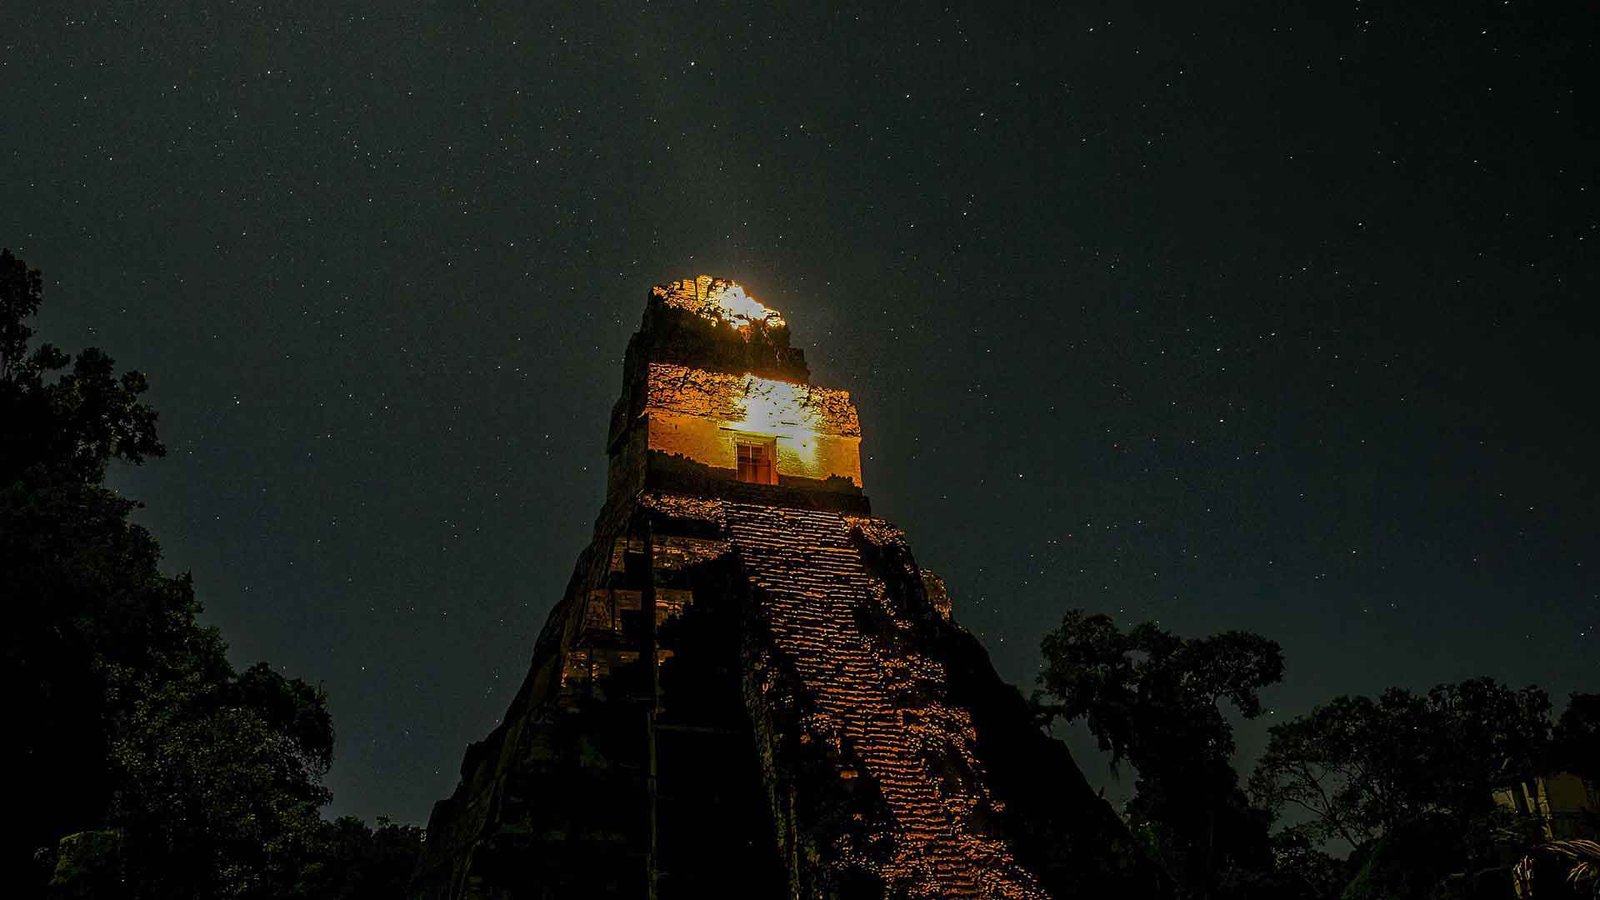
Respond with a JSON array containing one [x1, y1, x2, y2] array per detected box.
[[722, 503, 1046, 899]]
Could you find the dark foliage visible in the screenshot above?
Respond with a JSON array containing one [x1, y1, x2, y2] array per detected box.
[[2, 249, 416, 898], [1036, 611, 1598, 900], [0, 251, 162, 485], [288, 818, 425, 900], [1251, 679, 1553, 849], [1252, 682, 1597, 899], [1553, 694, 1600, 785], [1033, 609, 1285, 898]]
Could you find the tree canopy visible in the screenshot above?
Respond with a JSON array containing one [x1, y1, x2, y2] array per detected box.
[[1034, 609, 1286, 898], [1552, 694, 1600, 786], [1250, 682, 1599, 899], [2, 248, 418, 898], [1250, 679, 1553, 849], [1038, 607, 1598, 900]]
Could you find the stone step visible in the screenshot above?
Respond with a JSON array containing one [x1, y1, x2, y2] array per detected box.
[[722, 501, 1046, 899]]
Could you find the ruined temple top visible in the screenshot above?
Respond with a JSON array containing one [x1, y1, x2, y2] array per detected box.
[[604, 275, 865, 515], [625, 275, 810, 384], [653, 275, 786, 331]]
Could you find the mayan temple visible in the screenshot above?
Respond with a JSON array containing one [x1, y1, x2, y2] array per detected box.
[[413, 277, 1164, 899]]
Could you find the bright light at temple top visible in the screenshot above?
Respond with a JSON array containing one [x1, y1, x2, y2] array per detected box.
[[733, 379, 824, 463], [657, 276, 787, 331], [707, 283, 783, 329]]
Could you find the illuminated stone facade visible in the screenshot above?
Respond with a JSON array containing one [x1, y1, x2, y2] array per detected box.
[[631, 362, 862, 491], [413, 278, 1163, 899]]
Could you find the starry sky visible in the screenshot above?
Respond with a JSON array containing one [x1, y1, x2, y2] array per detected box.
[[4, 1, 1595, 823]]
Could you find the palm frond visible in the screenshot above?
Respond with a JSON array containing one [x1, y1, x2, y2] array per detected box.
[[1515, 839, 1600, 898]]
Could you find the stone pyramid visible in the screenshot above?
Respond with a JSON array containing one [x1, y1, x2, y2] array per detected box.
[[413, 277, 1164, 899]]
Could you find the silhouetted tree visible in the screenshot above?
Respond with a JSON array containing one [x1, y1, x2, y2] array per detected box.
[[287, 817, 423, 900], [0, 250, 162, 484], [104, 662, 335, 897], [1553, 694, 1600, 785], [1033, 610, 1284, 898], [1251, 679, 1563, 899], [1, 248, 343, 898]]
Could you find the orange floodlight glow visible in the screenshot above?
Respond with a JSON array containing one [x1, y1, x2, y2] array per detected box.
[[641, 362, 860, 485], [732, 378, 823, 466], [706, 283, 784, 330], [654, 276, 786, 331]]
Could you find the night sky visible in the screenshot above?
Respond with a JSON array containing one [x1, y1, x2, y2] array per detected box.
[[5, 2, 1595, 823]]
